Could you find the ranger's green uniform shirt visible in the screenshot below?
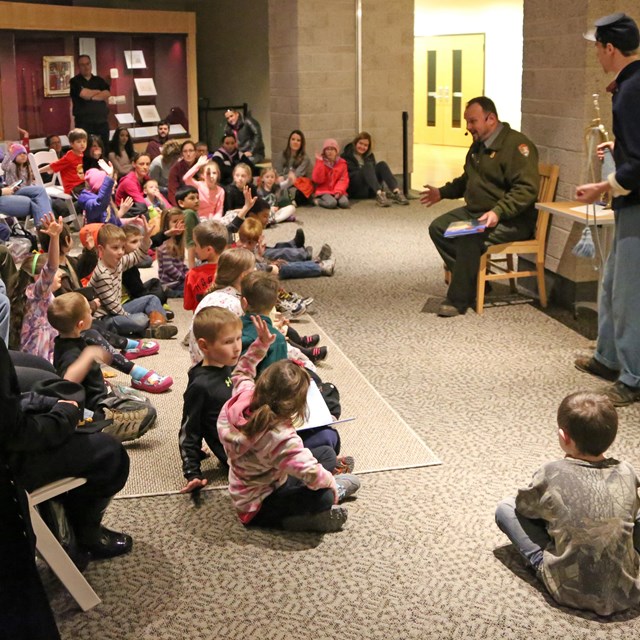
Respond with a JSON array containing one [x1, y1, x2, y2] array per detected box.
[[439, 123, 540, 224]]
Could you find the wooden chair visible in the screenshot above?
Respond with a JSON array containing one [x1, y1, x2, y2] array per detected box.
[[28, 477, 101, 611], [475, 162, 560, 314]]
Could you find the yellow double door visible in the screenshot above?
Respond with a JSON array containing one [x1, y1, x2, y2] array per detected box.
[[414, 34, 485, 147]]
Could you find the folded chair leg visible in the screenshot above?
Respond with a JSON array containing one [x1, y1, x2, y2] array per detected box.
[[30, 506, 101, 611]]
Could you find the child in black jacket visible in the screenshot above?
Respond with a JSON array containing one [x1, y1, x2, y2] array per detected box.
[[179, 306, 243, 493]]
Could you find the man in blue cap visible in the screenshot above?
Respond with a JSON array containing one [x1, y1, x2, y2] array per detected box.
[[575, 13, 640, 406]]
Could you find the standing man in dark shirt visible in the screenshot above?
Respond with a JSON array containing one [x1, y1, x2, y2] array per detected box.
[[575, 13, 640, 407], [70, 54, 111, 149]]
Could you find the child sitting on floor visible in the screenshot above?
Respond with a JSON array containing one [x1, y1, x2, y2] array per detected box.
[[121, 223, 169, 308], [188, 247, 256, 364], [312, 138, 350, 209], [224, 163, 258, 215], [78, 160, 134, 226], [90, 222, 177, 339], [495, 391, 640, 616], [183, 220, 228, 312], [175, 185, 201, 269], [217, 314, 360, 532], [9, 214, 62, 360], [237, 216, 335, 280], [142, 179, 170, 231], [48, 292, 161, 441], [179, 307, 243, 493], [183, 153, 225, 220], [49, 291, 172, 394], [157, 208, 188, 298], [256, 166, 297, 225]]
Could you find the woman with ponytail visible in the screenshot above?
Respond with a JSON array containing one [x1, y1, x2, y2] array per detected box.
[[217, 315, 360, 533]]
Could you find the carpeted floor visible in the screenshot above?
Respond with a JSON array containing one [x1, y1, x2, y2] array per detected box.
[[112, 310, 439, 498], [51, 198, 640, 639]]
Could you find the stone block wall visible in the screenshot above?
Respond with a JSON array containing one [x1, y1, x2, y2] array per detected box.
[[269, 0, 413, 172], [522, 0, 629, 296]]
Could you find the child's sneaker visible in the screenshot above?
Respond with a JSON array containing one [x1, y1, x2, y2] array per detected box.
[[300, 346, 327, 363], [279, 288, 313, 308], [300, 334, 320, 348], [124, 340, 160, 361], [131, 371, 173, 393], [334, 455, 355, 475], [276, 297, 306, 318], [319, 259, 336, 276], [282, 506, 348, 532], [162, 304, 175, 321], [335, 474, 361, 501]]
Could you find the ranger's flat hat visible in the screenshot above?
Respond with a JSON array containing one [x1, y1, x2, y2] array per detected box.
[[584, 12, 640, 51]]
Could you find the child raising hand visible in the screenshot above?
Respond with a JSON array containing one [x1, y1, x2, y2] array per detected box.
[[217, 314, 360, 532]]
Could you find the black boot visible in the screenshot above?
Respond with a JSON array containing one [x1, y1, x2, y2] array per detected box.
[[67, 497, 133, 560]]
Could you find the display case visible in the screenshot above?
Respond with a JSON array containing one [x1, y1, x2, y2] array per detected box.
[[0, 1, 197, 149]]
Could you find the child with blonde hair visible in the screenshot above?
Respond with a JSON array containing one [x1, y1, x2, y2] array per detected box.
[[218, 314, 360, 532], [183, 154, 225, 219]]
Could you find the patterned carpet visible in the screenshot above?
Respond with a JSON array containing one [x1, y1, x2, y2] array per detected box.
[[51, 198, 640, 639]]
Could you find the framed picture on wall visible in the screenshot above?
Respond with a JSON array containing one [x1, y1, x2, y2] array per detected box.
[[43, 56, 74, 97]]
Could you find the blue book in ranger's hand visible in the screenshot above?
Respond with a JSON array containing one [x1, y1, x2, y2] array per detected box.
[[444, 220, 487, 238]]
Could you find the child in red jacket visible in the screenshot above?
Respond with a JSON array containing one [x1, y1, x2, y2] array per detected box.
[[311, 138, 350, 209]]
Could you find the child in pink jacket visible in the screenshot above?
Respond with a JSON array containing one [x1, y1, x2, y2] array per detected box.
[[311, 138, 350, 209], [217, 315, 360, 532]]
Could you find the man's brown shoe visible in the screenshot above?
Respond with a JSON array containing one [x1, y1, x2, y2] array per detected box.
[[600, 381, 640, 407], [574, 356, 618, 382]]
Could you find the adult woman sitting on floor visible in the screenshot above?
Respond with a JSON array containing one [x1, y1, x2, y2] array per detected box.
[[114, 152, 151, 218], [273, 129, 314, 206], [341, 132, 408, 207]]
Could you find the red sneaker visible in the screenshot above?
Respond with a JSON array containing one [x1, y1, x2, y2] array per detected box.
[[124, 340, 160, 361], [131, 371, 173, 393]]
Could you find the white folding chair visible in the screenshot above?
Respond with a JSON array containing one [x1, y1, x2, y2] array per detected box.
[[28, 151, 82, 230], [28, 477, 101, 611]]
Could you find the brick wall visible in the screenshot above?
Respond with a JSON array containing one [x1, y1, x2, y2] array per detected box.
[[522, 0, 627, 288], [269, 0, 413, 171]]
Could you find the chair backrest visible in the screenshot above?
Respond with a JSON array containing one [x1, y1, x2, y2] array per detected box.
[[534, 163, 560, 241], [27, 152, 46, 188], [33, 149, 68, 189]]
